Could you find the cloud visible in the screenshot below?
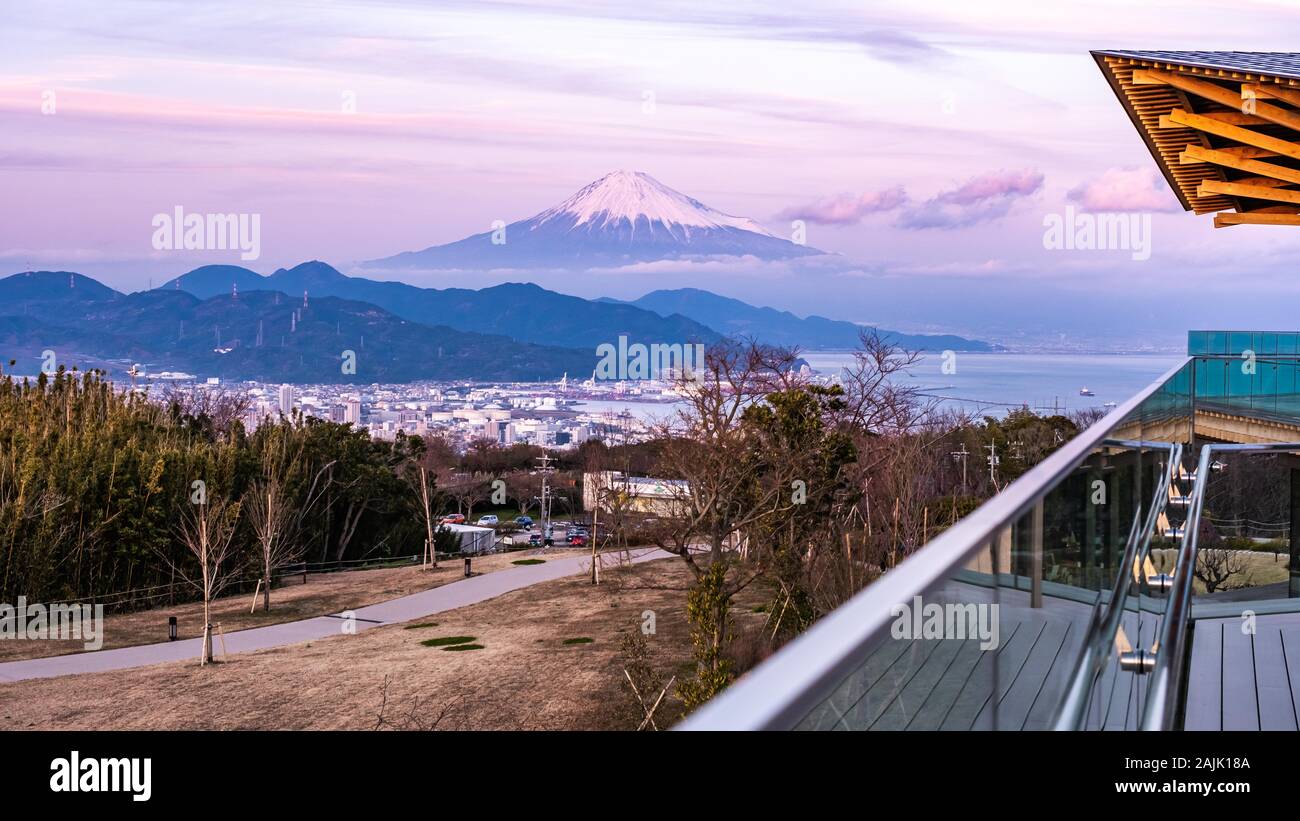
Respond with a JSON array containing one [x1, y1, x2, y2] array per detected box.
[[897, 169, 1043, 229], [776, 186, 907, 226], [1066, 167, 1182, 212]]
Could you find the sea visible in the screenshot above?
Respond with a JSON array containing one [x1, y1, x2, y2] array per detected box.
[[571, 352, 1186, 422], [799, 351, 1186, 416]]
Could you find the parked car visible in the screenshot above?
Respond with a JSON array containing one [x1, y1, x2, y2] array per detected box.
[[476, 515, 500, 526], [528, 533, 544, 546], [568, 533, 588, 547], [514, 516, 533, 528], [440, 514, 466, 525]]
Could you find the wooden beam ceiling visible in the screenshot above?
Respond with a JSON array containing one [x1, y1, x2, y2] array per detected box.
[[1098, 55, 1300, 228], [1178, 145, 1300, 185], [1198, 179, 1300, 204], [1214, 212, 1300, 227], [1160, 109, 1300, 161]]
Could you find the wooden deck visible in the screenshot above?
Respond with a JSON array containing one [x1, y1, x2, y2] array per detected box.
[[791, 579, 1300, 730], [792, 583, 1164, 730], [1184, 613, 1300, 730], [1078, 608, 1161, 730]]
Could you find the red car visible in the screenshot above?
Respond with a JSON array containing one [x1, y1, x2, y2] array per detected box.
[[568, 533, 588, 547], [440, 514, 466, 525]]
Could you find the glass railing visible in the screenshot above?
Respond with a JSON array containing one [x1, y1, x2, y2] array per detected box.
[[1181, 332, 1300, 605], [680, 359, 1195, 730], [1143, 441, 1300, 729], [1053, 440, 1181, 730], [1164, 444, 1299, 606], [680, 341, 1300, 730]]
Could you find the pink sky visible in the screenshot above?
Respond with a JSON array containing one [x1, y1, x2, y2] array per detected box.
[[4, 0, 1300, 345]]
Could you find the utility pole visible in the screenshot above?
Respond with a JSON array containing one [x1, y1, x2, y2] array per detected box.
[[535, 452, 555, 547], [951, 443, 969, 491], [985, 441, 1001, 490]]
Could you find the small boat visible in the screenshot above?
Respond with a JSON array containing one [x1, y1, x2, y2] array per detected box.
[[1079, 386, 1095, 396], [1103, 401, 1117, 408]]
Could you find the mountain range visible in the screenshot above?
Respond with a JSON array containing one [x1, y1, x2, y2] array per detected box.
[[1, 264, 992, 382], [160, 261, 720, 350], [364, 170, 823, 270], [0, 271, 594, 382], [1, 172, 992, 381], [603, 288, 995, 352]]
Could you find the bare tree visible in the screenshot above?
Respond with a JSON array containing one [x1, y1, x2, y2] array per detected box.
[[443, 475, 486, 520], [247, 455, 334, 610], [415, 466, 438, 568], [653, 339, 807, 571], [245, 478, 292, 611], [161, 493, 243, 664], [1070, 407, 1108, 430], [646, 340, 820, 701], [507, 472, 543, 518], [1195, 546, 1249, 594], [836, 329, 934, 434], [161, 385, 252, 438]]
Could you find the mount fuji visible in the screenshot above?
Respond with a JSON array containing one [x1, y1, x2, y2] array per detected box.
[[365, 170, 822, 270]]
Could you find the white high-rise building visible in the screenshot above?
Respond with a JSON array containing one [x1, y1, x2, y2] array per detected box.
[[344, 399, 362, 426], [278, 384, 294, 415], [485, 419, 515, 445]]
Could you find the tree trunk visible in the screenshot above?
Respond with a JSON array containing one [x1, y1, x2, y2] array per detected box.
[[420, 468, 437, 568], [590, 506, 600, 584], [202, 599, 213, 663], [336, 499, 366, 561], [711, 596, 727, 672]]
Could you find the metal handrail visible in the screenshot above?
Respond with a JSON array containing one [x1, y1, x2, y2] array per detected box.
[[1140, 441, 1300, 730], [1053, 441, 1182, 730], [679, 358, 1192, 730]]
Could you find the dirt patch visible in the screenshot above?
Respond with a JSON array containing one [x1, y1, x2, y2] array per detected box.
[[0, 557, 770, 730], [0, 549, 571, 662]]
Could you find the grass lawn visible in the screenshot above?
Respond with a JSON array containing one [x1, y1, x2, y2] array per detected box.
[[0, 549, 549, 663], [0, 558, 769, 730], [1150, 547, 1290, 594], [419, 636, 477, 647]]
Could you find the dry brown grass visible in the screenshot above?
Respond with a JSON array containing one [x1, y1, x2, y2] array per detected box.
[[0, 558, 771, 730], [0, 550, 551, 663]]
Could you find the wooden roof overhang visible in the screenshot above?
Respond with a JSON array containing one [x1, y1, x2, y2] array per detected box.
[[1092, 50, 1300, 227]]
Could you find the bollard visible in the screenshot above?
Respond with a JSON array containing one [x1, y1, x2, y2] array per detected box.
[[464, 557, 472, 577], [168, 616, 177, 641]]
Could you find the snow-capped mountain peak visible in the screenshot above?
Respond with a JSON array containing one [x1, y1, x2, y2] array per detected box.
[[366, 170, 822, 271], [533, 170, 778, 239]]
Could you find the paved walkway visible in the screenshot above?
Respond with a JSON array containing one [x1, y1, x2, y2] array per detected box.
[[0, 548, 672, 683]]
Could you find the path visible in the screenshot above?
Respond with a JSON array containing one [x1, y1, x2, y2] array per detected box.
[[0, 548, 671, 683]]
